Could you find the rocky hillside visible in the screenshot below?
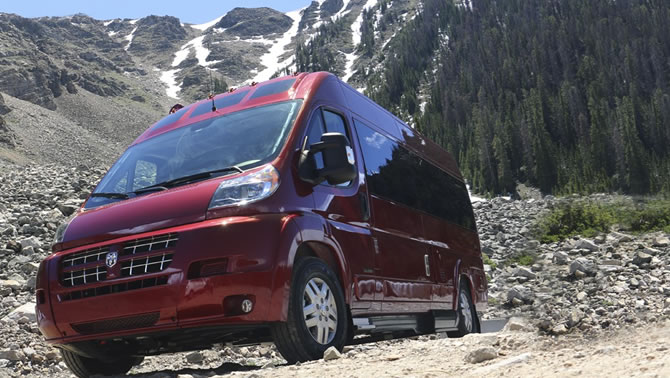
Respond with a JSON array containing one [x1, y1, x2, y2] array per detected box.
[[1, 161, 669, 376], [0, 0, 419, 167]]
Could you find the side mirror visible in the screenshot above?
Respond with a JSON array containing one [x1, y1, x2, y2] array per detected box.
[[299, 132, 356, 186]]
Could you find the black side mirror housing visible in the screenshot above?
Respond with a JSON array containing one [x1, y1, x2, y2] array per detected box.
[[298, 132, 356, 186]]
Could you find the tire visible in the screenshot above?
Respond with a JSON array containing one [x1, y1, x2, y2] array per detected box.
[[60, 349, 141, 378], [272, 257, 349, 363], [447, 280, 479, 338]]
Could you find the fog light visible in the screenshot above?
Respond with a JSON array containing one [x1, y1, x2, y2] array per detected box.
[[241, 299, 253, 313]]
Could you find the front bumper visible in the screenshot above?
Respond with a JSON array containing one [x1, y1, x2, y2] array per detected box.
[[37, 214, 295, 345]]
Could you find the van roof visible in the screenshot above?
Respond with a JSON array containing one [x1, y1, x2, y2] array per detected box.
[[132, 72, 332, 146]]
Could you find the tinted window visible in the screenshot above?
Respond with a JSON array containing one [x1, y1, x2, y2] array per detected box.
[[150, 104, 193, 131], [323, 110, 349, 139], [306, 111, 326, 169], [356, 120, 475, 230], [189, 90, 250, 118], [249, 79, 296, 100]]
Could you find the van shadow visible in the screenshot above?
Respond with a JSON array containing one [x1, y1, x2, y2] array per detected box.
[[124, 361, 264, 377]]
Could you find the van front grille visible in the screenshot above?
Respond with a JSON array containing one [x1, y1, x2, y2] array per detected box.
[[59, 233, 179, 288]]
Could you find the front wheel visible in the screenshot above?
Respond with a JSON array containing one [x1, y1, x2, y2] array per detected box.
[[272, 257, 348, 363], [60, 349, 142, 378], [448, 280, 479, 338]]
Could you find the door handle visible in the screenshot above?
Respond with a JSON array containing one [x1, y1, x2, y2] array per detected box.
[[359, 192, 370, 221]]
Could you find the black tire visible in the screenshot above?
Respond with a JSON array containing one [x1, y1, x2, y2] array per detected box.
[[60, 349, 141, 378], [272, 257, 349, 363], [447, 280, 479, 338]]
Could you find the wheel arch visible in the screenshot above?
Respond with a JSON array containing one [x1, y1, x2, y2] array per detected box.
[[268, 214, 351, 322]]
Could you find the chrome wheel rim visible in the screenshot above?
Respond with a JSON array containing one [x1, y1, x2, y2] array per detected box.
[[460, 290, 473, 332], [302, 277, 337, 344]]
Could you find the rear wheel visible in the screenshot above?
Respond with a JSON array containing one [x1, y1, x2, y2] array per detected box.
[[448, 280, 479, 338], [272, 257, 348, 363], [60, 349, 142, 378]]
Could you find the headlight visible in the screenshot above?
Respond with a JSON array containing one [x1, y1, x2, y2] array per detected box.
[[52, 213, 76, 246], [208, 164, 280, 209]]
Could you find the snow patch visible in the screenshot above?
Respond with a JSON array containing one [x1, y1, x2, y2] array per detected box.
[[160, 69, 181, 99], [108, 30, 118, 37], [247, 8, 303, 84], [342, 52, 357, 82], [467, 184, 486, 203], [129, 19, 139, 25], [191, 13, 226, 31], [103, 20, 115, 27], [172, 35, 216, 67], [351, 0, 379, 46], [124, 27, 138, 51], [331, 0, 353, 20]]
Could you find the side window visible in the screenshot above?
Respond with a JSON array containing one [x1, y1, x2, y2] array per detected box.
[[305, 111, 326, 170], [356, 119, 476, 230], [323, 110, 350, 140], [133, 160, 158, 191]]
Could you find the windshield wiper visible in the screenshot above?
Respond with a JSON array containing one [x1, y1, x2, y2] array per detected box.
[[133, 166, 244, 194], [90, 192, 129, 199]]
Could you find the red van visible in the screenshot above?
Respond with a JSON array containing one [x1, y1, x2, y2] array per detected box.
[[36, 72, 487, 377]]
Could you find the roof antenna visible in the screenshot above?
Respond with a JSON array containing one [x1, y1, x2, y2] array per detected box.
[[207, 39, 216, 112]]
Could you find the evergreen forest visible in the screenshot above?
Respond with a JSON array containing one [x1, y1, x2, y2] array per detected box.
[[296, 0, 670, 196]]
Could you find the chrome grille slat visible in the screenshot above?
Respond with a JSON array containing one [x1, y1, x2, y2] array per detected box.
[[61, 247, 109, 268], [122, 233, 178, 256], [121, 253, 173, 277], [62, 266, 107, 287]]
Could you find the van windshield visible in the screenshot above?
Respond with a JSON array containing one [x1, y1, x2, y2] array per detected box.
[[85, 100, 303, 210]]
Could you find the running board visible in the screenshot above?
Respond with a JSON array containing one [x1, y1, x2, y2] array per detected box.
[[353, 311, 458, 334]]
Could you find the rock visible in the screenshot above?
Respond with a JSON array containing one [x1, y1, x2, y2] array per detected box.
[[0, 349, 25, 361], [0, 280, 22, 291], [2, 303, 36, 323], [632, 251, 652, 266], [643, 247, 660, 256], [185, 351, 203, 363], [653, 236, 670, 247], [507, 285, 533, 304], [576, 291, 588, 301], [465, 347, 498, 363], [512, 267, 536, 279], [18, 236, 41, 250], [553, 251, 569, 265], [551, 324, 568, 335], [323, 346, 341, 361], [574, 238, 599, 252], [503, 317, 532, 332], [570, 258, 596, 276]]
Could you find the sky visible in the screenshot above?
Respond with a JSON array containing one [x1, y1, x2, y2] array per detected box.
[[1, 0, 314, 24]]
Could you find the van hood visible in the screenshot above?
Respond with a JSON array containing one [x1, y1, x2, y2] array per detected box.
[[60, 179, 222, 250]]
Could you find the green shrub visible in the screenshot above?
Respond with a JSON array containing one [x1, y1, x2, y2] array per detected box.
[[503, 252, 536, 267], [534, 198, 670, 243], [482, 253, 497, 270]]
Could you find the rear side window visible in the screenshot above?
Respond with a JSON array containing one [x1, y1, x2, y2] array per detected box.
[[355, 119, 475, 230]]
